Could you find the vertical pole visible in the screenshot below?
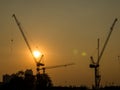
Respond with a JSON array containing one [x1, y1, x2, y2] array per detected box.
[[97, 38, 100, 89], [95, 38, 100, 90], [95, 67, 97, 89], [98, 38, 99, 61]]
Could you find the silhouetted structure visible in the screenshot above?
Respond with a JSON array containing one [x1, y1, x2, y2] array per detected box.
[[0, 69, 53, 90], [89, 18, 118, 89], [36, 73, 53, 90]]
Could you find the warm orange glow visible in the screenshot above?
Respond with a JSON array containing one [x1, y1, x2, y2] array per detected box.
[[33, 50, 42, 59], [81, 52, 87, 56]]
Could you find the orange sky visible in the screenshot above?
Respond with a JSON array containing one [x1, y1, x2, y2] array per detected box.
[[0, 0, 120, 87]]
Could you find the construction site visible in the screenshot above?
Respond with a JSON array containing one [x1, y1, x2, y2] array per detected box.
[[0, 1, 120, 90], [0, 13, 119, 90]]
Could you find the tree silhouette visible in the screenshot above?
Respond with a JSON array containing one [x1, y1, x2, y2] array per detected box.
[[1, 69, 53, 90], [24, 69, 35, 90], [36, 73, 53, 90]]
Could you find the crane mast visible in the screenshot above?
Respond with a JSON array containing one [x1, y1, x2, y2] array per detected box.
[[90, 18, 118, 89], [12, 14, 44, 74]]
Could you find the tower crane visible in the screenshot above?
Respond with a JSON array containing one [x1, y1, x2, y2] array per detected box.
[[89, 18, 118, 89], [40, 63, 75, 74], [12, 14, 44, 74]]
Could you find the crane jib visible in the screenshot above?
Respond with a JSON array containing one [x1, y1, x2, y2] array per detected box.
[[97, 18, 118, 64], [12, 14, 37, 63]]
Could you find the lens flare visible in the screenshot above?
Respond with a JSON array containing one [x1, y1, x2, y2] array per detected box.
[[81, 52, 87, 56]]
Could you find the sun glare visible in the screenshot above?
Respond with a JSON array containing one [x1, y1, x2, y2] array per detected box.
[[33, 50, 42, 58]]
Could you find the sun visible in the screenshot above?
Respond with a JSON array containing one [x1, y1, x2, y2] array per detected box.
[[33, 50, 42, 59]]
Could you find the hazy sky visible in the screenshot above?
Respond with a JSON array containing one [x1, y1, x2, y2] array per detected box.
[[0, 0, 120, 87]]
